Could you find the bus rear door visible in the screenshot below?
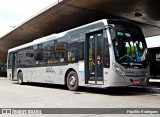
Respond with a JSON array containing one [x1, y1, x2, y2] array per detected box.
[[12, 52, 18, 79]]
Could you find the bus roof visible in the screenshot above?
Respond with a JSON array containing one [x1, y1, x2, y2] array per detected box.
[[8, 31, 67, 53], [8, 19, 108, 52]]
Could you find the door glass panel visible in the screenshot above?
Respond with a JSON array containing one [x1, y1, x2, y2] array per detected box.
[[89, 35, 95, 79], [87, 31, 104, 83], [96, 33, 103, 78]]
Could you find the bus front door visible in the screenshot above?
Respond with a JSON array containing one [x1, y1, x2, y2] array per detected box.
[[85, 31, 104, 85]]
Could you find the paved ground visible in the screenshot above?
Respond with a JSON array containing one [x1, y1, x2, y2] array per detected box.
[[0, 77, 160, 117]]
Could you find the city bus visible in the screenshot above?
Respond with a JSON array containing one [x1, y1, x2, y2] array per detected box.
[[7, 19, 150, 91]]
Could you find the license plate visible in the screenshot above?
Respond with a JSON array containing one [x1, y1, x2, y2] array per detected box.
[[133, 80, 140, 84]]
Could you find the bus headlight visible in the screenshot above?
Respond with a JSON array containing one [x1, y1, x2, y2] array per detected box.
[[113, 64, 125, 76]]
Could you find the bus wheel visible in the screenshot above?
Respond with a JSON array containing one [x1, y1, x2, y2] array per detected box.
[[18, 72, 23, 85], [67, 71, 79, 91]]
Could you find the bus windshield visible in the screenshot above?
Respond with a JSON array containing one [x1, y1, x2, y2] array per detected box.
[[110, 23, 148, 68]]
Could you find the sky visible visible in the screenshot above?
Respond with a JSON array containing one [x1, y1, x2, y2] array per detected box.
[[0, 0, 57, 36]]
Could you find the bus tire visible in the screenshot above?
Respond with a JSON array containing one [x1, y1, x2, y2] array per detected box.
[[18, 72, 23, 85], [67, 71, 79, 91]]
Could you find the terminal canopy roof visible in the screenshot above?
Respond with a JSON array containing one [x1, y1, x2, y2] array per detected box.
[[0, 0, 160, 52]]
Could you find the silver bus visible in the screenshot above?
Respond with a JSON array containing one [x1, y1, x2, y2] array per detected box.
[[7, 19, 150, 91]]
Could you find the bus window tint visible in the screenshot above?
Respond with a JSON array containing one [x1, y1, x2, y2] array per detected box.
[[24, 47, 35, 66], [54, 38, 67, 63], [42, 41, 54, 64], [8, 53, 12, 69], [34, 44, 43, 64], [17, 49, 24, 66], [68, 34, 84, 62], [34, 38, 68, 65]]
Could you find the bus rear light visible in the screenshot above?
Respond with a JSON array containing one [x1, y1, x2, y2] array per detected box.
[[90, 72, 95, 75]]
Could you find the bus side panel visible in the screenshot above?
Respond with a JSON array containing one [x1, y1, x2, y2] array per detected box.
[[18, 63, 85, 86], [35, 67, 57, 84], [56, 63, 85, 86], [7, 69, 12, 79], [103, 68, 111, 87], [110, 68, 127, 87]]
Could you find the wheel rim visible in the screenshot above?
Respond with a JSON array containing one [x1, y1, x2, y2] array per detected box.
[[69, 75, 76, 87]]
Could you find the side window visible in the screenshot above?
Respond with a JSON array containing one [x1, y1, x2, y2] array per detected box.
[[54, 38, 67, 63], [68, 33, 84, 63], [17, 49, 25, 66], [41, 38, 67, 64], [24, 47, 35, 66], [8, 53, 12, 69], [34, 44, 43, 64], [34, 38, 68, 65], [42, 41, 54, 64]]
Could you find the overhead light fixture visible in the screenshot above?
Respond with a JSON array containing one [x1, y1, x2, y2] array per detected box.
[[134, 12, 142, 17]]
